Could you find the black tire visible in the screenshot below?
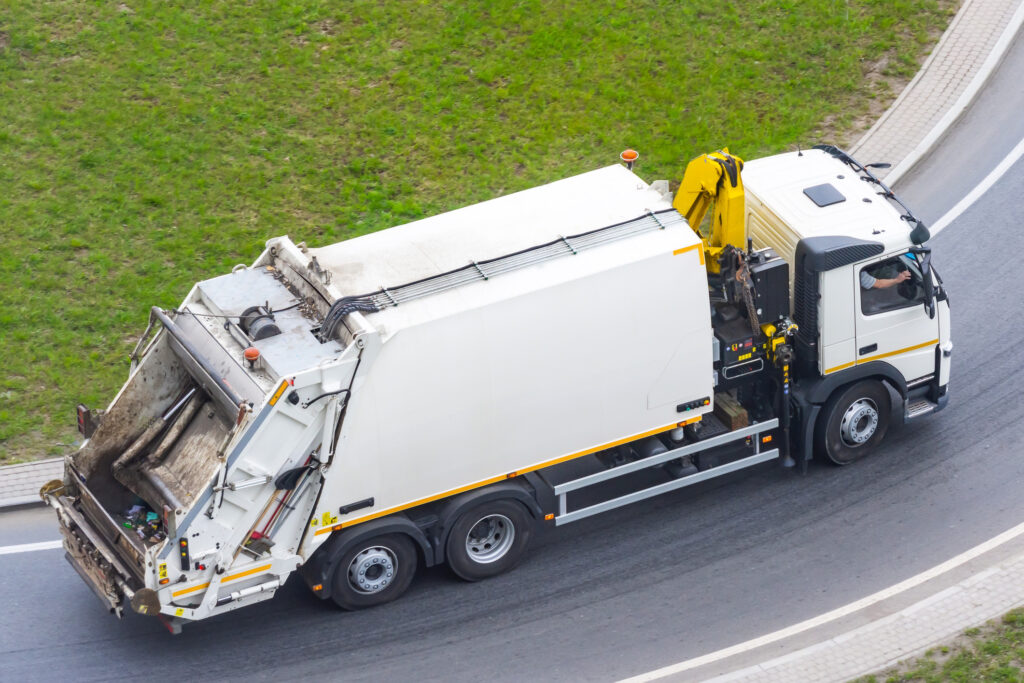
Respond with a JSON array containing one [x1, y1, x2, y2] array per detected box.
[[446, 500, 532, 582], [816, 379, 892, 465], [330, 533, 417, 610]]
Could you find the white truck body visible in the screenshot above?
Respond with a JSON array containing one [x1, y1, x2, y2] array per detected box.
[[305, 166, 713, 533], [45, 148, 950, 630]]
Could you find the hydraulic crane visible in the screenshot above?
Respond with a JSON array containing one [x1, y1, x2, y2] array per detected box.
[[673, 149, 746, 275]]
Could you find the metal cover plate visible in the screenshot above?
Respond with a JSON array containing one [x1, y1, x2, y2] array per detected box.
[[803, 183, 846, 207]]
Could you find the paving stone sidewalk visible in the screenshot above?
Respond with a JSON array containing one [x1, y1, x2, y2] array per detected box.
[[0, 458, 63, 508], [851, 0, 1024, 183], [707, 552, 1024, 682]]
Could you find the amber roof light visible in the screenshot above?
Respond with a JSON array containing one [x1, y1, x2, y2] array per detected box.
[[620, 149, 639, 169]]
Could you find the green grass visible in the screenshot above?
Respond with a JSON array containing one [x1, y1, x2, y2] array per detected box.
[[856, 608, 1024, 682], [0, 0, 954, 463]]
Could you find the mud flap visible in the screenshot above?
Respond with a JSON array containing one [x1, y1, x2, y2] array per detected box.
[[64, 551, 123, 617], [158, 615, 186, 635]]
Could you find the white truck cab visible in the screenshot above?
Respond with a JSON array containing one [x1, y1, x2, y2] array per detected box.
[[744, 147, 950, 463]]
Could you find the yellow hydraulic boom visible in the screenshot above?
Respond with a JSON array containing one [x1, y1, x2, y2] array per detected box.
[[673, 149, 745, 273]]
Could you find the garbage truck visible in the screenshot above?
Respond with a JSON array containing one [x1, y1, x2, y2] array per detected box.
[[42, 145, 951, 632]]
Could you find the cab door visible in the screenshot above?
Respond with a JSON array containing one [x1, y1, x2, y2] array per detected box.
[[854, 252, 939, 383]]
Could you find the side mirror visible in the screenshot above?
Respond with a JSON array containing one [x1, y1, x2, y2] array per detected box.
[[911, 247, 936, 319], [909, 222, 931, 245]]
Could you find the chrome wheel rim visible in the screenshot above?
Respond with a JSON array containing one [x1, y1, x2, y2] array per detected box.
[[347, 546, 397, 594], [840, 398, 879, 447], [465, 513, 515, 564]]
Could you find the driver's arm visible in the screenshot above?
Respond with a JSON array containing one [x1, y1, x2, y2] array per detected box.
[[872, 271, 911, 289]]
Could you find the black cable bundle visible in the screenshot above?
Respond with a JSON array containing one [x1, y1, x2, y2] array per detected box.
[[318, 297, 379, 341]]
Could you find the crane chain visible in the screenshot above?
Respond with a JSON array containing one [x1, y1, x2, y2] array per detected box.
[[738, 259, 761, 335]]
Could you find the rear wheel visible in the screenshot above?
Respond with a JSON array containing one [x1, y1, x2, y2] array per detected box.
[[817, 379, 891, 465], [446, 500, 532, 581], [330, 534, 417, 610]]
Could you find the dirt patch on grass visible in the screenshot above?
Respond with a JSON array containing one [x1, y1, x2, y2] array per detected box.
[[819, 0, 960, 148], [0, 0, 963, 463]]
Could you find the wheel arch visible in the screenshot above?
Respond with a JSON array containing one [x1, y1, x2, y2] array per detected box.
[[792, 361, 907, 465], [804, 360, 907, 405], [299, 514, 432, 601], [435, 479, 543, 566]]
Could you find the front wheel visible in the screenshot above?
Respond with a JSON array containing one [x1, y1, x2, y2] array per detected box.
[[446, 500, 533, 582], [816, 379, 891, 465], [330, 534, 418, 610]]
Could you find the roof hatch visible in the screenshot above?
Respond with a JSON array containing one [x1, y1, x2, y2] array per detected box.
[[803, 183, 846, 208]]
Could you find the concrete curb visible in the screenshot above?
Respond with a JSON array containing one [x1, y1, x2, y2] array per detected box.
[[0, 458, 64, 509], [623, 522, 1024, 682], [884, 1, 1024, 185], [704, 537, 1024, 681]]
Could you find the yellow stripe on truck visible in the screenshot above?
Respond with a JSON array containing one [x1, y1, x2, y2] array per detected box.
[[825, 339, 939, 375], [314, 420, 687, 536], [171, 582, 210, 598], [268, 380, 289, 406], [170, 563, 273, 598], [673, 243, 705, 265]]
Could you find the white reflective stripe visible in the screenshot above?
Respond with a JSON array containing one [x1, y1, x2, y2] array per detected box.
[[620, 518, 1024, 681], [0, 540, 63, 555], [930, 134, 1024, 236]]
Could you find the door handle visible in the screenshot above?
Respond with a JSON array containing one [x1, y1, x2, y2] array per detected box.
[[859, 343, 877, 356]]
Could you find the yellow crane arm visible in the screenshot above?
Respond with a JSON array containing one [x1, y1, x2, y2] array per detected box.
[[672, 149, 745, 272]]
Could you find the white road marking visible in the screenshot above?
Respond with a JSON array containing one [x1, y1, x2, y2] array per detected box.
[[619, 518, 1024, 681], [0, 540, 63, 556], [929, 134, 1024, 236]]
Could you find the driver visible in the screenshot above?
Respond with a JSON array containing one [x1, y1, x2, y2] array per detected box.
[[860, 265, 911, 290]]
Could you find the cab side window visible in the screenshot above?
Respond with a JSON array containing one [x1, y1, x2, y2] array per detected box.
[[859, 253, 925, 316]]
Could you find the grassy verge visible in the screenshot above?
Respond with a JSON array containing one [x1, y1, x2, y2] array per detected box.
[[856, 608, 1024, 682], [0, 0, 955, 463]]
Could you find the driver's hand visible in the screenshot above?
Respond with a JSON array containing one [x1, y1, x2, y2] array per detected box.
[[896, 271, 911, 283]]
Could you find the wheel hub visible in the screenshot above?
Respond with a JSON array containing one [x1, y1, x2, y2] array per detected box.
[[465, 513, 515, 564], [347, 546, 397, 594], [840, 398, 879, 446]]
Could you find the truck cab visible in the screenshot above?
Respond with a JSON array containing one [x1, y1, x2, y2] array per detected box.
[[743, 147, 951, 463]]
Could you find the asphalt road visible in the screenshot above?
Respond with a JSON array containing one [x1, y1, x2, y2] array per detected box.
[[4, 40, 1024, 683]]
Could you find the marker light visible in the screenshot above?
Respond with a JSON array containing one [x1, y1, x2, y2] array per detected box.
[[620, 149, 639, 170]]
